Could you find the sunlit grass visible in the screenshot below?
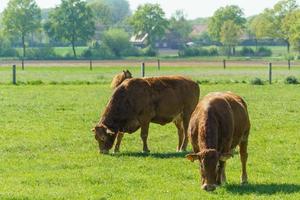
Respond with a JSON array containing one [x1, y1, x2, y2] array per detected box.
[[0, 83, 300, 199]]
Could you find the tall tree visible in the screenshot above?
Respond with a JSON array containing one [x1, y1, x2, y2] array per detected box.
[[208, 5, 246, 42], [2, 0, 41, 58], [130, 3, 168, 48], [273, 0, 298, 52], [88, 1, 112, 25], [248, 12, 274, 50], [87, 0, 130, 24], [45, 0, 95, 57], [282, 9, 300, 53], [255, 0, 298, 53], [168, 10, 192, 48], [220, 20, 242, 57]]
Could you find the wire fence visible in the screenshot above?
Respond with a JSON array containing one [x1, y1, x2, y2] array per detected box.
[[0, 59, 299, 85]]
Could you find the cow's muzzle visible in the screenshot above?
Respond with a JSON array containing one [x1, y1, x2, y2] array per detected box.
[[100, 149, 109, 154], [202, 184, 217, 191]]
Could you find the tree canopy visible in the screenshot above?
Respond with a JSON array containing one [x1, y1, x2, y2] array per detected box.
[[2, 0, 41, 58], [168, 10, 192, 48], [249, 0, 298, 52], [208, 5, 246, 42], [130, 3, 168, 48], [45, 0, 95, 57], [87, 0, 130, 25]]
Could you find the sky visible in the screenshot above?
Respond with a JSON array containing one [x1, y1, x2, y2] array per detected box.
[[0, 0, 299, 19]]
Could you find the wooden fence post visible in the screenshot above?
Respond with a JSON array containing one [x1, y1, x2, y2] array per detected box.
[[141, 62, 145, 77], [157, 59, 160, 70], [269, 62, 272, 84], [223, 59, 226, 69], [12, 64, 16, 85], [90, 59, 93, 70]]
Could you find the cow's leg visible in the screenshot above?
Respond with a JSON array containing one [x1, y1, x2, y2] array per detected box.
[[174, 118, 184, 152], [181, 112, 191, 151], [114, 132, 124, 153], [217, 161, 226, 185], [140, 123, 150, 153], [239, 140, 248, 184]]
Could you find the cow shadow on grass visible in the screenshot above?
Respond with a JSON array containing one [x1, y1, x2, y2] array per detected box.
[[225, 183, 300, 195], [111, 151, 187, 159]]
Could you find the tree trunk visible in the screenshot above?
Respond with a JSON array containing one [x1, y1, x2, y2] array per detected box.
[[233, 46, 236, 56], [72, 41, 77, 58], [255, 38, 258, 51], [287, 41, 290, 54], [22, 34, 26, 58], [227, 45, 231, 59]]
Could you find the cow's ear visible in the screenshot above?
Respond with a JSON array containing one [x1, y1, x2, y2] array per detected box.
[[186, 153, 200, 162], [219, 152, 233, 161], [91, 128, 96, 132]]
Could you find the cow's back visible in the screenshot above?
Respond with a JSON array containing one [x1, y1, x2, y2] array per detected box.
[[145, 76, 200, 124], [189, 92, 250, 153]]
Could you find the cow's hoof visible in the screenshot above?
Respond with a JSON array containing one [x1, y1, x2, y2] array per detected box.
[[113, 149, 120, 154], [142, 150, 150, 154], [241, 180, 248, 185]]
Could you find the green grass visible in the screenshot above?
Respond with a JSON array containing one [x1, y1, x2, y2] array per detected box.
[[1, 68, 300, 199], [0, 66, 300, 85]]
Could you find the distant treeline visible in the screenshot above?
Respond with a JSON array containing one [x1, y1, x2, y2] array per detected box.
[[0, 0, 299, 59]]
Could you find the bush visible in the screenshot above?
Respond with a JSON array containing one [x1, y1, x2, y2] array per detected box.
[[178, 46, 210, 57], [102, 28, 132, 57], [250, 77, 264, 85], [239, 47, 255, 56], [255, 47, 272, 57], [285, 76, 299, 84], [207, 47, 218, 56], [142, 46, 157, 57], [26, 46, 57, 59], [0, 36, 18, 57], [83, 43, 115, 59]]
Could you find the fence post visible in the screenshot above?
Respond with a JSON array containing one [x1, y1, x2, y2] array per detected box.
[[12, 64, 16, 85], [22, 59, 24, 70], [141, 62, 145, 77], [288, 59, 291, 70], [90, 59, 93, 70], [223, 59, 226, 69], [157, 59, 160, 70], [269, 62, 272, 84]]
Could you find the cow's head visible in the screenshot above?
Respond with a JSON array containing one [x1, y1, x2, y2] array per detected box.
[[92, 124, 117, 154], [123, 70, 132, 79], [186, 149, 232, 191]]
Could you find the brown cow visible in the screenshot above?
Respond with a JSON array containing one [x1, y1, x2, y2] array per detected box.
[[92, 75, 200, 154], [110, 70, 133, 152], [186, 92, 250, 191]]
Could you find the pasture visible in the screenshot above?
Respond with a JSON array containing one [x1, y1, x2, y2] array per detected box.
[[1, 65, 300, 199]]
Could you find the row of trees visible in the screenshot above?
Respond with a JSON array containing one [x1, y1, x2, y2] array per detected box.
[[0, 0, 299, 59], [208, 0, 300, 57]]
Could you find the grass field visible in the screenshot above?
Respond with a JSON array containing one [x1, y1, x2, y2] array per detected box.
[[1, 66, 300, 199]]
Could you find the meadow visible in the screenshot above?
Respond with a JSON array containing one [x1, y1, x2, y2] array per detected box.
[[0, 65, 300, 199]]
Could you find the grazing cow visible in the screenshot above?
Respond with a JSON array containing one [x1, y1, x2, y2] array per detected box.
[[186, 92, 250, 191], [92, 75, 200, 154], [110, 70, 133, 152]]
